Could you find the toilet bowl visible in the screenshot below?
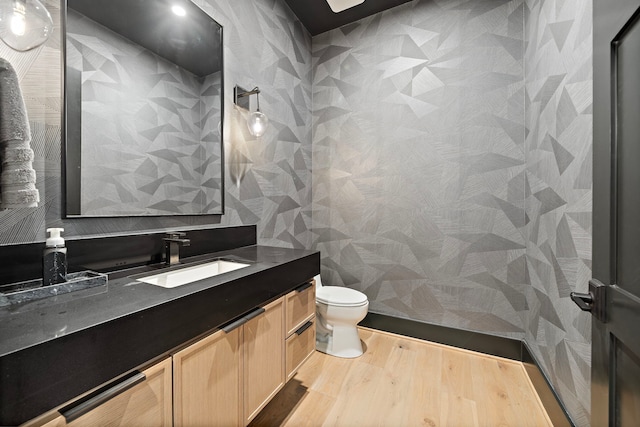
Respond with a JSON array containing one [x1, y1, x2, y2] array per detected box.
[[314, 274, 369, 358]]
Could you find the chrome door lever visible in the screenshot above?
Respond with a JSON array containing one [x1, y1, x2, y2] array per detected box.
[[570, 292, 594, 311]]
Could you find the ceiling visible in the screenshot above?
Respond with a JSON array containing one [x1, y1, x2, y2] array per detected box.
[[283, 0, 413, 36]]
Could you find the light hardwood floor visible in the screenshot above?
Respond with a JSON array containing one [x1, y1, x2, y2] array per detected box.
[[250, 327, 553, 427]]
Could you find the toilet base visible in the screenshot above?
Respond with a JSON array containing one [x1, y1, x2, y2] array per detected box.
[[316, 324, 364, 358]]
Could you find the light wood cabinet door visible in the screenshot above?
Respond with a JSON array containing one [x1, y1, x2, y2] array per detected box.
[[243, 297, 285, 424], [173, 328, 243, 427], [40, 416, 67, 427], [65, 358, 172, 427], [21, 414, 67, 427]]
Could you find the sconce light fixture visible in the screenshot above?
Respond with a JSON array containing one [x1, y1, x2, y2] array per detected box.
[[0, 0, 53, 52], [234, 85, 269, 137]]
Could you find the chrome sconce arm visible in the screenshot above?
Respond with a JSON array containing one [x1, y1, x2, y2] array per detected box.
[[234, 85, 269, 137], [234, 86, 260, 109]]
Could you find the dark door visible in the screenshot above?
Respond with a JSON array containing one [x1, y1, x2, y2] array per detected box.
[[582, 0, 640, 425]]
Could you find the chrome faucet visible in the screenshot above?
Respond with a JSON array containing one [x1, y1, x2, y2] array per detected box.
[[163, 232, 190, 266]]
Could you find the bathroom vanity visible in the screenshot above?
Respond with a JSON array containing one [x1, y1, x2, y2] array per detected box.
[[174, 280, 315, 426], [0, 226, 320, 426]]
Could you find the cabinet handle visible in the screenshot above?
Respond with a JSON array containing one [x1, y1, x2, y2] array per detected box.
[[221, 317, 248, 333], [221, 307, 266, 333], [61, 371, 146, 422], [295, 320, 313, 336], [242, 307, 266, 322], [295, 282, 313, 293]]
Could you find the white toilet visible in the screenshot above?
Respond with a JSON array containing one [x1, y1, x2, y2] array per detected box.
[[314, 274, 369, 358]]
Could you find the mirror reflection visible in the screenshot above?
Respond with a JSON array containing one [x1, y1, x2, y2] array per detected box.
[[64, 0, 224, 217]]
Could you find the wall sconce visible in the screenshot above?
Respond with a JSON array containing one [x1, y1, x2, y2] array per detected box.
[[234, 85, 268, 137], [0, 0, 53, 52]]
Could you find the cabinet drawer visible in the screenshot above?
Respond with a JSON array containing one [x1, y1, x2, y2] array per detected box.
[[285, 281, 315, 336], [286, 319, 316, 381]]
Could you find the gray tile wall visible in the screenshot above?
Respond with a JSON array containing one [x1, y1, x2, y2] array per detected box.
[[0, 0, 312, 247], [524, 0, 592, 424], [311, 0, 528, 339], [311, 0, 593, 423]]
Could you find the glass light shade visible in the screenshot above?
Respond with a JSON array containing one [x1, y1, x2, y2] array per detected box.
[[0, 0, 53, 52], [247, 111, 268, 137]]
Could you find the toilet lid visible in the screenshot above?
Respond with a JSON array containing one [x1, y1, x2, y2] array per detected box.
[[316, 286, 368, 306]]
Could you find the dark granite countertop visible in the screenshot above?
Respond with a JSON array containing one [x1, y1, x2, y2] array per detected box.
[[0, 244, 320, 425]]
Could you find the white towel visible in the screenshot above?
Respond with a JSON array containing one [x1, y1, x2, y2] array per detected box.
[[0, 57, 39, 209]]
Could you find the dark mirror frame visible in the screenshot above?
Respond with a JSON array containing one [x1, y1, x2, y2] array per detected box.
[[62, 0, 225, 218]]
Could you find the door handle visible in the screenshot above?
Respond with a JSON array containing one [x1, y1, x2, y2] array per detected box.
[[570, 291, 594, 311], [570, 280, 607, 322]]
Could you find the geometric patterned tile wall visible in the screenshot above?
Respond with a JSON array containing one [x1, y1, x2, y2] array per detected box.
[[312, 0, 528, 339], [0, 0, 312, 249], [524, 0, 592, 424], [202, 0, 313, 249], [67, 10, 223, 216]]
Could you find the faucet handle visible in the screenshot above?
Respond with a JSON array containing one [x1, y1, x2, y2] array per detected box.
[[165, 231, 186, 238], [163, 232, 190, 246]]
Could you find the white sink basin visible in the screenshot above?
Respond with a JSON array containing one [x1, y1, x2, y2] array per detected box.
[[137, 259, 250, 288]]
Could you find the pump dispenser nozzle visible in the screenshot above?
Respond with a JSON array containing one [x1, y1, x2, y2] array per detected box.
[[46, 228, 65, 247]]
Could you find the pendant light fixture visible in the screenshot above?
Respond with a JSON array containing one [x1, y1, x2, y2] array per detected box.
[[326, 0, 365, 13], [234, 85, 269, 138], [0, 0, 53, 52]]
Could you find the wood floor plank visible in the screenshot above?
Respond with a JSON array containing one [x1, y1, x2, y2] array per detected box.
[[408, 342, 443, 427], [357, 328, 397, 368], [498, 361, 554, 427], [468, 357, 491, 427], [441, 345, 475, 401], [377, 338, 418, 426], [442, 393, 480, 427], [303, 350, 353, 398], [323, 358, 385, 426], [253, 328, 553, 427], [249, 381, 335, 427], [471, 355, 547, 427], [283, 390, 335, 427]]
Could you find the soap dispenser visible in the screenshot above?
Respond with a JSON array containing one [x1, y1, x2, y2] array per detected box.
[[43, 228, 67, 286]]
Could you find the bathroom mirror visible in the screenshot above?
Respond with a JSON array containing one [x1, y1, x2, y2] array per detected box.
[[63, 0, 224, 217]]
